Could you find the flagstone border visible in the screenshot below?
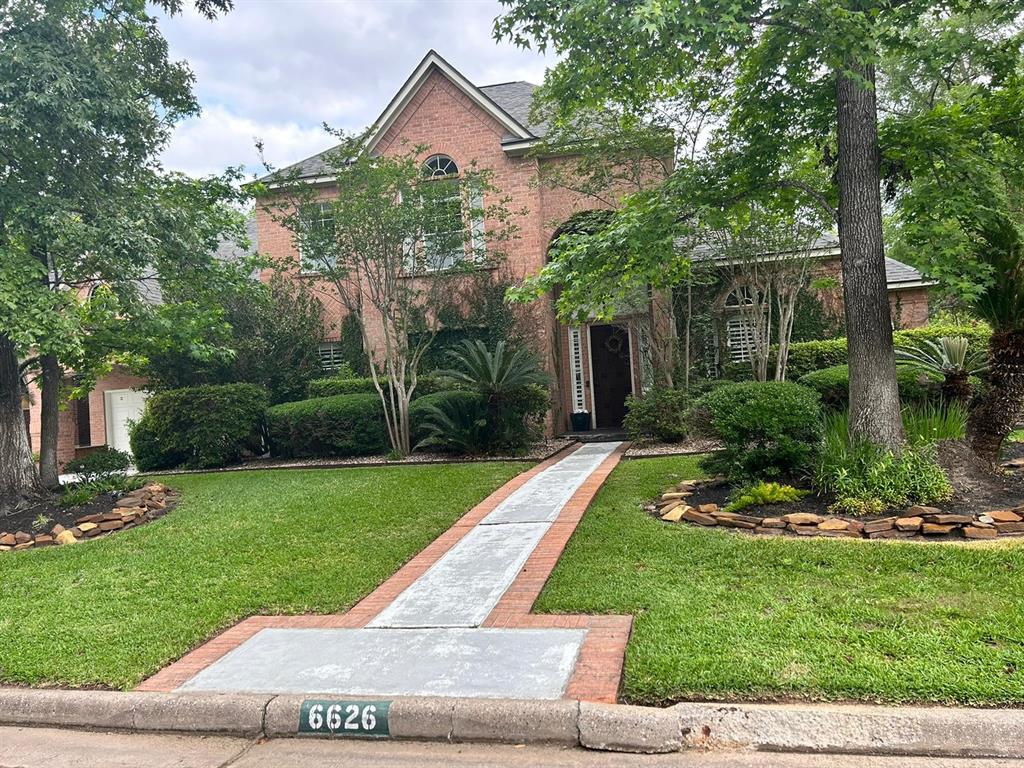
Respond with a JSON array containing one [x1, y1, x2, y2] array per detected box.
[[137, 441, 632, 702]]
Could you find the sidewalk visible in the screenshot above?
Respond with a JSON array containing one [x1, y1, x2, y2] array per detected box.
[[139, 442, 631, 701]]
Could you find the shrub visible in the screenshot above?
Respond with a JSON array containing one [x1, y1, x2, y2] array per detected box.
[[797, 364, 942, 409], [692, 381, 823, 481], [623, 388, 689, 442], [267, 393, 387, 458], [130, 384, 268, 471], [306, 374, 444, 400], [724, 482, 809, 513], [780, 323, 991, 380], [307, 377, 376, 398], [409, 390, 485, 446], [814, 411, 953, 515], [64, 447, 132, 483]]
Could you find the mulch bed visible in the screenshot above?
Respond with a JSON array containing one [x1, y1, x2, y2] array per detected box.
[[648, 439, 1024, 542], [624, 437, 722, 458], [0, 483, 177, 552]]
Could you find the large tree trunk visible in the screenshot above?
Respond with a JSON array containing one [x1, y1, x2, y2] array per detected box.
[[0, 334, 40, 510], [38, 354, 61, 489], [835, 62, 904, 449], [968, 329, 1024, 465]]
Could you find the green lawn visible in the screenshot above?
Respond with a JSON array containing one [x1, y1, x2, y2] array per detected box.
[[0, 463, 528, 689], [536, 455, 1024, 707]]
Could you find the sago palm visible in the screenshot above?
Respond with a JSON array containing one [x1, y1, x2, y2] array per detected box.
[[895, 337, 987, 407], [436, 339, 548, 398], [963, 219, 1024, 464]]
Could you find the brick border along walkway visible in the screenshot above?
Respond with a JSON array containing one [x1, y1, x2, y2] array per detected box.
[[138, 442, 632, 702]]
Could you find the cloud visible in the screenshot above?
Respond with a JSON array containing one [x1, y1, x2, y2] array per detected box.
[[157, 0, 556, 177]]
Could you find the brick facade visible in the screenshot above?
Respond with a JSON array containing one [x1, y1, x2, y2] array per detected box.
[[26, 366, 147, 471]]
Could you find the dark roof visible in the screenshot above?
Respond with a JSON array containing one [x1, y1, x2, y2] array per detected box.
[[687, 231, 930, 289], [479, 81, 546, 138], [265, 74, 546, 183]]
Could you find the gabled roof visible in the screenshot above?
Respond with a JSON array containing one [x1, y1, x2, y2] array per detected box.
[[262, 51, 545, 183]]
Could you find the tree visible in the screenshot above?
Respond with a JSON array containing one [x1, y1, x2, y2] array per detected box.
[[496, 0, 1023, 450], [258, 134, 520, 455], [0, 0, 234, 506], [142, 271, 328, 405], [708, 204, 821, 381], [883, 15, 1024, 462]]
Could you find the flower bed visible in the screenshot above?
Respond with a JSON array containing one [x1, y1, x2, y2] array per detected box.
[[0, 483, 178, 553], [651, 477, 1024, 541]]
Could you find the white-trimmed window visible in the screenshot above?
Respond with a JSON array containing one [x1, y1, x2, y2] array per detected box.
[[299, 202, 336, 274], [405, 154, 486, 273], [317, 342, 346, 372]]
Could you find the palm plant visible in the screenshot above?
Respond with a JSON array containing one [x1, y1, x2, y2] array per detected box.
[[434, 340, 550, 453], [962, 220, 1024, 464], [895, 336, 987, 407]]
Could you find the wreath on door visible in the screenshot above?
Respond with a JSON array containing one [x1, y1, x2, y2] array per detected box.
[[604, 331, 625, 355]]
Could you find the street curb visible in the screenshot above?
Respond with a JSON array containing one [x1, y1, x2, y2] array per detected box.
[[674, 701, 1024, 758], [1, 688, 1023, 757]]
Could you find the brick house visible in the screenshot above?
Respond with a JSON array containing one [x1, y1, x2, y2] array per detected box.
[[257, 50, 931, 432]]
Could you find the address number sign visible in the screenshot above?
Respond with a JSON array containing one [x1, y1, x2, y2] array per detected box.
[[298, 699, 391, 737]]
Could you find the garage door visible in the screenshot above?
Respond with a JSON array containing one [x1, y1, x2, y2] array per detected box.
[[104, 389, 149, 455]]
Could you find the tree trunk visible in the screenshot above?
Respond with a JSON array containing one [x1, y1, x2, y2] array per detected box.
[[0, 334, 40, 509], [941, 372, 972, 409], [38, 354, 61, 489], [968, 329, 1024, 465], [835, 62, 904, 449]]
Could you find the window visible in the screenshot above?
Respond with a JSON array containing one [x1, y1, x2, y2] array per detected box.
[[76, 396, 92, 446], [299, 202, 336, 274], [725, 316, 757, 362], [404, 155, 487, 273], [317, 342, 346, 372]]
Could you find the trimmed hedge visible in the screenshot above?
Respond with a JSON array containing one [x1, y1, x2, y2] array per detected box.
[[130, 383, 268, 471], [798, 364, 942, 409], [692, 381, 823, 481], [267, 393, 387, 458], [778, 323, 991, 380], [307, 375, 445, 400], [623, 387, 690, 442]]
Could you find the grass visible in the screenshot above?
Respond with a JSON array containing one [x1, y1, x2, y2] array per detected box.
[[535, 455, 1024, 707], [0, 462, 527, 689]]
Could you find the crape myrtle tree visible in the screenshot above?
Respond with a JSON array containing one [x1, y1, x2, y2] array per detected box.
[[496, 0, 1024, 451], [882, 10, 1024, 463], [258, 134, 521, 456], [0, 0, 236, 505]]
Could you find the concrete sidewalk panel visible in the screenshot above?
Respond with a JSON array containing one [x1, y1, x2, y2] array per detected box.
[[578, 701, 681, 754], [673, 702, 1024, 758], [452, 698, 578, 745]]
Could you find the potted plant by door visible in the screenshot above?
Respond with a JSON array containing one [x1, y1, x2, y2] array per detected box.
[[570, 410, 591, 432]]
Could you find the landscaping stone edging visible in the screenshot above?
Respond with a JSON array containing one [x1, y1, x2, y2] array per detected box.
[[0, 483, 177, 553], [654, 479, 1024, 541], [2, 688, 1023, 757]]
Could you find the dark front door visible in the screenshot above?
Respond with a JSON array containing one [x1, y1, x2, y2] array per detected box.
[[588, 324, 633, 429]]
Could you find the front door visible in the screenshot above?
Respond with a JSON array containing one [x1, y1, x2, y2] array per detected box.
[[588, 325, 633, 429], [104, 389, 149, 455]]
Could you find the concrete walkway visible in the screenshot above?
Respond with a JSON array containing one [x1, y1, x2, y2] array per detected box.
[[177, 443, 622, 699]]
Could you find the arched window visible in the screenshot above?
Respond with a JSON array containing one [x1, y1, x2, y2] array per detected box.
[[422, 154, 459, 178]]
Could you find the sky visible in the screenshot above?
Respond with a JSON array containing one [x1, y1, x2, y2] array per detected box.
[[158, 0, 557, 179]]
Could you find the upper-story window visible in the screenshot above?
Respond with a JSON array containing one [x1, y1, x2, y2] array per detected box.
[[298, 201, 336, 274], [407, 154, 485, 273]]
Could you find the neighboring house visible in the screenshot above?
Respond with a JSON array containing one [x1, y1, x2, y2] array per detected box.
[[24, 218, 259, 471], [258, 50, 932, 432]]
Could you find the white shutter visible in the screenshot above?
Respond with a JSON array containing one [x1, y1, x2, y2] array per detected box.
[[568, 327, 587, 412], [469, 184, 486, 262], [726, 316, 757, 362]]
